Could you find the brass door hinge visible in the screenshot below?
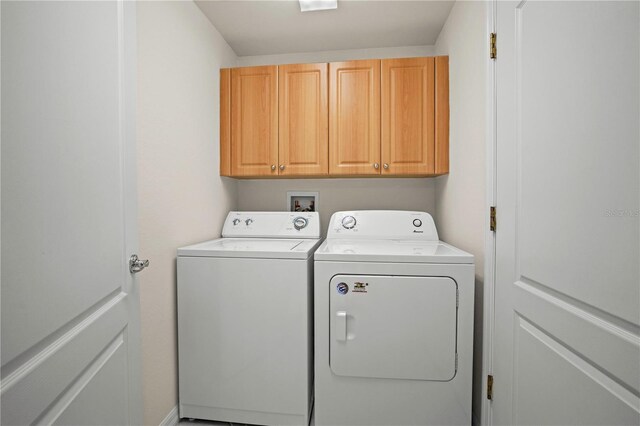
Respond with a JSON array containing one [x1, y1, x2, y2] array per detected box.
[[490, 206, 497, 232], [487, 375, 494, 400], [490, 33, 497, 59]]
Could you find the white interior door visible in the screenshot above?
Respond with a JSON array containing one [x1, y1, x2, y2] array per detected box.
[[1, 1, 142, 424], [493, 1, 640, 425]]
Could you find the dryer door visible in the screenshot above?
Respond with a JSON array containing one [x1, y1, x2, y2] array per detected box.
[[329, 274, 457, 381]]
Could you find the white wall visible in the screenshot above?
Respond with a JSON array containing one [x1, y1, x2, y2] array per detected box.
[[238, 179, 436, 233], [237, 45, 435, 66], [433, 2, 487, 424], [236, 46, 438, 230], [136, 2, 237, 424]]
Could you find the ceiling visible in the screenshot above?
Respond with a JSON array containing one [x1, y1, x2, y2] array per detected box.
[[195, 0, 455, 57]]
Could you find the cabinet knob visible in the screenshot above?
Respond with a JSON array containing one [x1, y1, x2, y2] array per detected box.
[[383, 163, 389, 170], [279, 165, 285, 171], [271, 165, 276, 171], [373, 163, 380, 169]]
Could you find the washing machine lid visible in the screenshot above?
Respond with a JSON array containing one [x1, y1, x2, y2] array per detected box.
[[314, 239, 473, 264], [178, 238, 322, 259]]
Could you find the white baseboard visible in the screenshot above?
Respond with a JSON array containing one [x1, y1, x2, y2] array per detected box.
[[159, 405, 179, 426]]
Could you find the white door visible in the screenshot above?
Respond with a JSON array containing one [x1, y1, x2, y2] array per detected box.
[[1, 1, 143, 425], [329, 275, 458, 381], [493, 1, 640, 425]]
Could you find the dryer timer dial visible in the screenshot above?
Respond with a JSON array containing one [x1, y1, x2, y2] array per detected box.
[[341, 215, 357, 230]]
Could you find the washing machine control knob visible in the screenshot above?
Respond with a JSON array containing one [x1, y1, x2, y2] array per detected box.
[[341, 215, 357, 230], [293, 216, 308, 230], [232, 219, 241, 226], [245, 218, 253, 226]]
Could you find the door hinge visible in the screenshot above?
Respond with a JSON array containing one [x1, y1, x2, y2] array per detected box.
[[490, 33, 497, 59], [490, 206, 497, 232], [487, 374, 494, 400]]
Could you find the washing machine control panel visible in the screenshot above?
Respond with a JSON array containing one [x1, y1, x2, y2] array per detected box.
[[327, 211, 438, 241], [222, 211, 320, 238]]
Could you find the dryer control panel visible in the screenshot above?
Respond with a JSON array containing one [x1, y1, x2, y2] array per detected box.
[[327, 210, 438, 241], [222, 211, 320, 239]]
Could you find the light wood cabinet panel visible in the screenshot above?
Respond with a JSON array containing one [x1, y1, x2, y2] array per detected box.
[[329, 60, 381, 176], [278, 63, 328, 176], [381, 57, 435, 175], [435, 56, 450, 174], [231, 65, 278, 177], [220, 68, 231, 176]]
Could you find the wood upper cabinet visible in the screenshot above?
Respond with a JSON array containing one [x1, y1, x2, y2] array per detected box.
[[220, 56, 449, 178], [278, 63, 328, 176], [220, 68, 231, 176], [329, 60, 381, 176], [434, 56, 450, 175], [381, 57, 434, 175], [230, 65, 278, 177], [382, 57, 438, 175]]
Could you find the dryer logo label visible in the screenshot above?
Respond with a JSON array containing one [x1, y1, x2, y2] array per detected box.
[[336, 283, 349, 295], [353, 282, 368, 293]]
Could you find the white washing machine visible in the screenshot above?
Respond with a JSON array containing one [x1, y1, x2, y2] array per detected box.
[[177, 211, 321, 426], [314, 210, 475, 426]]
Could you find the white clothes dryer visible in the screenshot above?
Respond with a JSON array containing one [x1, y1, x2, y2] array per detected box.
[[314, 210, 474, 426]]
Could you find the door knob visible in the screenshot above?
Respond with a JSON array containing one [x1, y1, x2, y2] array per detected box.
[[271, 165, 276, 171], [279, 165, 285, 171], [373, 163, 380, 169], [383, 163, 389, 170], [129, 254, 149, 273]]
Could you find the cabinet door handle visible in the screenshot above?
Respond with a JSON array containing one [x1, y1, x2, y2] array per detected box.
[[373, 163, 380, 169], [279, 165, 285, 171], [271, 164, 276, 171], [383, 163, 389, 170]]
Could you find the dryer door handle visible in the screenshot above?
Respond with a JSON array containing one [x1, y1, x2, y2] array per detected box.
[[335, 311, 347, 342]]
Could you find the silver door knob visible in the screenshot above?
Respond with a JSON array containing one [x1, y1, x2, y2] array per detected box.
[[129, 254, 149, 273], [383, 163, 389, 170], [279, 165, 285, 171], [373, 163, 380, 169], [271, 165, 276, 171]]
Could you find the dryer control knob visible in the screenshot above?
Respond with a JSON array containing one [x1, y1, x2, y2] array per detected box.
[[413, 219, 422, 227], [341, 215, 357, 230]]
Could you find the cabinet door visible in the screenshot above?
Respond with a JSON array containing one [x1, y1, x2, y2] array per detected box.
[[278, 63, 328, 176], [220, 68, 231, 176], [329, 60, 381, 176], [231, 66, 278, 176], [381, 57, 435, 175]]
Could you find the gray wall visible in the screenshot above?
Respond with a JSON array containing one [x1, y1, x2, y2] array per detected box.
[[136, 2, 237, 424], [434, 2, 487, 424], [238, 178, 437, 234]]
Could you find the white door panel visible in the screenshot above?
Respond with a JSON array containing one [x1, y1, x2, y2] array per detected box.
[[516, 1, 639, 324], [494, 1, 639, 424], [1, 1, 142, 424], [51, 339, 129, 426], [514, 317, 638, 426], [329, 275, 458, 381]]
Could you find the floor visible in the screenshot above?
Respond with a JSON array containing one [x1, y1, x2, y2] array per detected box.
[[178, 408, 316, 426]]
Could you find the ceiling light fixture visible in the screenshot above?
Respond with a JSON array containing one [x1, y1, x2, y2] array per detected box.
[[299, 0, 337, 12]]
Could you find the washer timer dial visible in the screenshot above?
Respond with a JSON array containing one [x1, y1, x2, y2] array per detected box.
[[341, 215, 357, 230], [293, 216, 308, 231]]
